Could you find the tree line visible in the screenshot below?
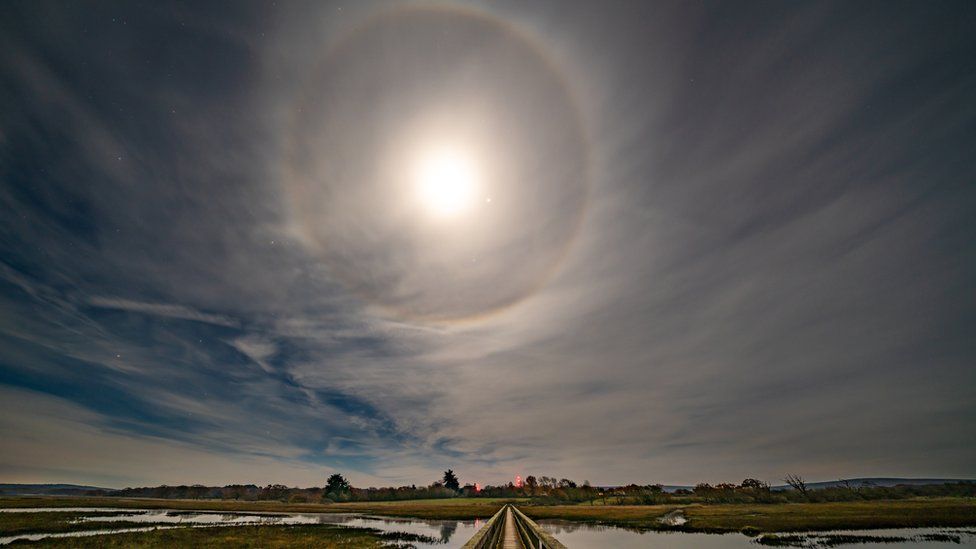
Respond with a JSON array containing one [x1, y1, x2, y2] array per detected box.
[[104, 472, 975, 504]]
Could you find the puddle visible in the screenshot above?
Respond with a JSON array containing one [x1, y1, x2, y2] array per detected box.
[[658, 508, 688, 526]]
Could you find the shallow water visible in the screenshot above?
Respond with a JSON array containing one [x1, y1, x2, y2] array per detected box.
[[538, 521, 976, 548], [75, 510, 322, 525], [78, 511, 484, 547], [2, 508, 974, 547], [0, 509, 483, 547], [0, 526, 185, 545], [0, 508, 134, 513]]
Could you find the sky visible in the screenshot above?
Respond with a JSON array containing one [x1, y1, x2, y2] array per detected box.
[[1, 0, 974, 490]]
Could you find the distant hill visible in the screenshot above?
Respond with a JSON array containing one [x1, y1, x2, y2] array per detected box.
[[635, 478, 973, 492], [0, 484, 115, 496], [2, 478, 971, 497], [771, 478, 974, 491]]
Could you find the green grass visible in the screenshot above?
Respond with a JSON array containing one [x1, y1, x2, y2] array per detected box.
[[6, 525, 402, 548], [341, 497, 520, 506], [682, 498, 976, 533], [520, 504, 677, 527], [319, 498, 519, 519], [514, 499, 976, 533], [0, 512, 162, 537], [0, 496, 518, 520], [0, 496, 346, 513], [4, 495, 976, 535]]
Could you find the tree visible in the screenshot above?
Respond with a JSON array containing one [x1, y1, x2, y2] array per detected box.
[[741, 478, 772, 503], [581, 480, 596, 505], [442, 469, 460, 492], [261, 484, 289, 501], [325, 473, 350, 496], [524, 475, 538, 493], [694, 482, 716, 502], [228, 485, 247, 500], [741, 478, 771, 493], [839, 478, 864, 496], [784, 474, 808, 497]]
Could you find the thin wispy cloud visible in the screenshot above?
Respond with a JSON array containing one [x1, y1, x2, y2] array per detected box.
[[1, 0, 973, 489], [89, 297, 241, 329]]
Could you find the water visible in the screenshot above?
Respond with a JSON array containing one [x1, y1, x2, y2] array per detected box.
[[0, 509, 482, 547], [1, 508, 974, 547], [538, 520, 976, 548], [0, 508, 134, 513], [319, 514, 483, 546], [74, 510, 323, 525], [1, 526, 187, 545]]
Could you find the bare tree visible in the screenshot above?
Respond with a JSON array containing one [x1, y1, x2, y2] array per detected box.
[[784, 474, 808, 497], [839, 478, 859, 495]]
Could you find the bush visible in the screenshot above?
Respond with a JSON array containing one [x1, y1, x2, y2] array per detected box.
[[741, 526, 761, 537]]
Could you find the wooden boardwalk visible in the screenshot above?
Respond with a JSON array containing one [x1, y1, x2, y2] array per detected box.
[[461, 504, 565, 549], [501, 506, 524, 549]]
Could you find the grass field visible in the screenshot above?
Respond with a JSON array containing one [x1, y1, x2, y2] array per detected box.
[[4, 525, 410, 548], [3, 495, 976, 535], [0, 496, 516, 520], [520, 504, 676, 527], [0, 511, 163, 537], [323, 497, 519, 519], [681, 498, 976, 533]]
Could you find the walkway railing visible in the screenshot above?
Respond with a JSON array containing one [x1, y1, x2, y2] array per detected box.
[[460, 504, 507, 549], [461, 504, 567, 549], [510, 505, 567, 549]]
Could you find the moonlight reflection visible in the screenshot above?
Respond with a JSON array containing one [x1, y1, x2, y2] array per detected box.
[[285, 6, 588, 322]]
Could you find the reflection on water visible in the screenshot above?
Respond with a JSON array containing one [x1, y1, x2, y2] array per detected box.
[[0, 509, 480, 547], [440, 521, 458, 543], [537, 520, 976, 548], [539, 519, 755, 549], [0, 508, 138, 513], [76, 510, 328, 526], [751, 529, 976, 548], [324, 515, 477, 547], [2, 508, 975, 548], [0, 526, 186, 546]]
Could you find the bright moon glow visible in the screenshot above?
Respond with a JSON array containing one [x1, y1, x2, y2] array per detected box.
[[413, 146, 481, 218]]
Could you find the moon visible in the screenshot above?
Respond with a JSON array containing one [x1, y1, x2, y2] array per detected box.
[[413, 145, 482, 220], [284, 6, 588, 322]]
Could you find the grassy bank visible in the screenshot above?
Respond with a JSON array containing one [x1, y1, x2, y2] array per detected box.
[[322, 497, 517, 519], [0, 496, 514, 519], [523, 499, 976, 533], [0, 512, 164, 537], [520, 504, 676, 527], [682, 498, 976, 533], [6, 525, 413, 548], [4, 495, 976, 534]]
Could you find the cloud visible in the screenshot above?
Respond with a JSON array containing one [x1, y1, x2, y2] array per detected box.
[[0, 386, 391, 488], [88, 297, 241, 328], [0, 1, 973, 489], [227, 334, 277, 373]]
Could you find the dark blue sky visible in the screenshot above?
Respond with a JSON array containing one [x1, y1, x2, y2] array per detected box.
[[1, 0, 974, 488]]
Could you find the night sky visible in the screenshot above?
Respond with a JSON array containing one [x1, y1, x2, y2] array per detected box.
[[1, 1, 974, 489]]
